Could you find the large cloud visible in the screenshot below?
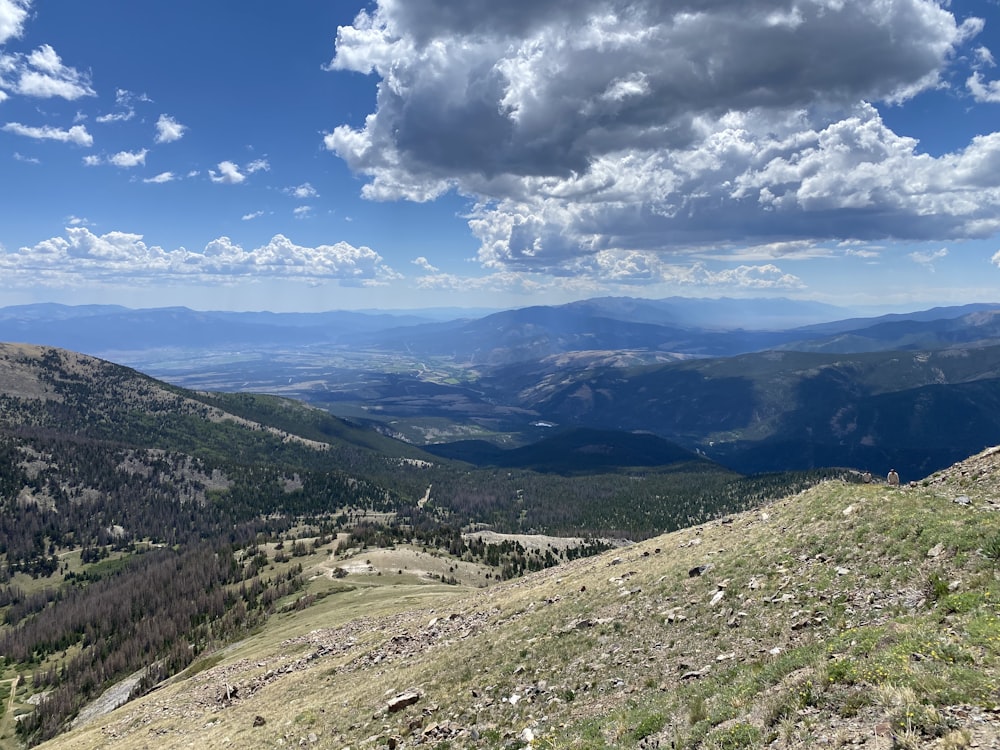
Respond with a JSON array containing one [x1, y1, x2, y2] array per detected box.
[[325, 0, 990, 274], [1, 43, 94, 100], [4, 228, 401, 287], [0, 0, 28, 45]]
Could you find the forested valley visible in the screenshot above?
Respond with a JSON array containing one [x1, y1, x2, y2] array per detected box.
[[0, 344, 850, 745]]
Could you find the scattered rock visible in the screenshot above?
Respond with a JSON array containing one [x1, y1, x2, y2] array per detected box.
[[387, 691, 420, 713], [253, 715, 266, 727], [927, 543, 945, 558], [688, 564, 713, 577], [680, 666, 710, 680]]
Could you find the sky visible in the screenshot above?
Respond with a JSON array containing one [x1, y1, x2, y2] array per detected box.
[[2, 0, 1000, 313]]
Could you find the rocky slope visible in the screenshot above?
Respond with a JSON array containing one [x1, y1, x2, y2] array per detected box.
[[34, 446, 1000, 749]]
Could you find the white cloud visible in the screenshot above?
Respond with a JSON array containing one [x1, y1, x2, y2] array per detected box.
[[845, 247, 881, 259], [0, 0, 29, 45], [326, 0, 997, 279], [968, 71, 1000, 103], [242, 211, 264, 221], [7, 228, 401, 287], [109, 149, 148, 168], [287, 182, 318, 199], [209, 159, 270, 184], [12, 151, 38, 163], [95, 89, 153, 123], [209, 161, 246, 184], [95, 110, 133, 124], [154, 114, 186, 143], [412, 256, 438, 272], [2, 122, 93, 146], [8, 44, 95, 100], [82, 154, 101, 166], [909, 248, 948, 267], [293, 206, 313, 218], [144, 172, 176, 184]]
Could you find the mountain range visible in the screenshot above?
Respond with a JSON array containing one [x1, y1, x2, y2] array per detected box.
[[1, 297, 999, 482]]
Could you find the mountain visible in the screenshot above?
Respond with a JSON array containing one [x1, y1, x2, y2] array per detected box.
[[778, 306, 1000, 353], [5, 299, 1000, 482], [0, 304, 437, 354], [2, 298, 999, 374], [31, 446, 1000, 749], [480, 345, 1000, 479]]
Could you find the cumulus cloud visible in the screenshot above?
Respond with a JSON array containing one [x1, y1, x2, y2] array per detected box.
[[5, 227, 401, 287], [209, 161, 246, 184], [968, 72, 1000, 103], [242, 211, 264, 221], [412, 256, 438, 272], [4, 43, 95, 100], [0, 0, 29, 45], [154, 114, 186, 143], [144, 172, 176, 184], [108, 149, 148, 168], [326, 0, 993, 277], [209, 159, 270, 184], [2, 122, 93, 146], [286, 183, 318, 199]]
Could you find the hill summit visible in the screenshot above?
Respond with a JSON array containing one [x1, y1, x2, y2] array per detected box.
[[42, 447, 1000, 749]]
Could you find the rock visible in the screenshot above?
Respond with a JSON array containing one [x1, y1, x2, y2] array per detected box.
[[520, 727, 535, 743], [680, 666, 710, 680], [709, 590, 725, 607], [253, 715, 267, 727], [927, 543, 945, 558], [954, 495, 971, 505], [688, 564, 713, 577], [387, 691, 420, 713], [663, 607, 687, 624]]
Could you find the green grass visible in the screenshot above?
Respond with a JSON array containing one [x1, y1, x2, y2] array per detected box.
[[25, 471, 1000, 750]]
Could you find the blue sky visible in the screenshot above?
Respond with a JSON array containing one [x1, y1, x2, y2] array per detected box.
[[2, 0, 1000, 312]]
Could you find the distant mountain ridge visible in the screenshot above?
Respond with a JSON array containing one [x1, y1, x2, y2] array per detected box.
[[0, 298, 997, 364], [3, 297, 1000, 482]]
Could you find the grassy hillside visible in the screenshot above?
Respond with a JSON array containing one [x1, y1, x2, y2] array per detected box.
[[30, 447, 1000, 749], [0, 342, 867, 747]]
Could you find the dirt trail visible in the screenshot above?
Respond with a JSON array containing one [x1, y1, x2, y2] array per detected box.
[[0, 675, 18, 739]]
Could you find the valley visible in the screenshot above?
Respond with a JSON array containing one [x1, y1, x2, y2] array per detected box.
[[0, 297, 999, 747]]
